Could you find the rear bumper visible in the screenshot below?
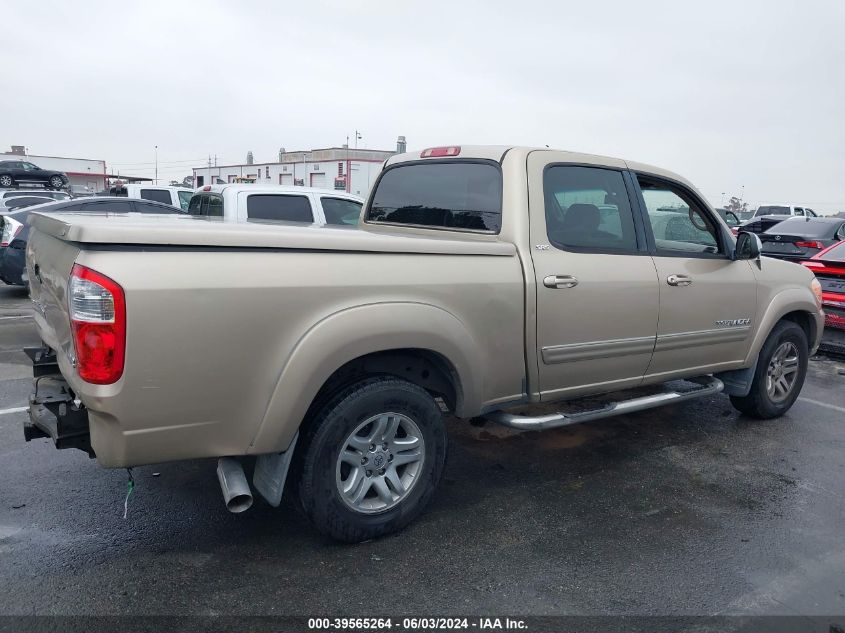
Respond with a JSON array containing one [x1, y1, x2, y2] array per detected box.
[[22, 347, 94, 457]]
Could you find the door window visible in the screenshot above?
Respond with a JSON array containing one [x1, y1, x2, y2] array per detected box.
[[321, 197, 362, 225], [543, 166, 638, 252], [637, 177, 723, 256], [177, 191, 192, 210]]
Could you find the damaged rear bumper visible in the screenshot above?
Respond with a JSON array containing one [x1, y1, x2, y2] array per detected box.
[[22, 346, 94, 457]]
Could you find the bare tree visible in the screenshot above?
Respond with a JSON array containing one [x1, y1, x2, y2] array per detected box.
[[724, 196, 748, 214]]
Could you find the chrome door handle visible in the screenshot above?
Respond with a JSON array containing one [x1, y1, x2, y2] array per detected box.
[[667, 274, 692, 286], [543, 275, 579, 289]]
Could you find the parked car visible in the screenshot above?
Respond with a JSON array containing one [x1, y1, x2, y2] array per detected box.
[[759, 216, 845, 262], [0, 197, 183, 287], [802, 242, 845, 332], [0, 195, 59, 214], [753, 204, 817, 218], [187, 185, 365, 226], [739, 215, 789, 235], [0, 160, 69, 190], [97, 184, 194, 210], [21, 145, 822, 542]]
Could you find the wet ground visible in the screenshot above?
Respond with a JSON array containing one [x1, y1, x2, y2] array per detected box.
[[1, 284, 844, 618]]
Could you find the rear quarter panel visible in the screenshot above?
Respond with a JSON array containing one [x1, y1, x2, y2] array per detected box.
[[69, 247, 525, 466]]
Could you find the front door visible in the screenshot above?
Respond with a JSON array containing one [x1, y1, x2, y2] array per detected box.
[[528, 152, 660, 401], [634, 174, 757, 378]]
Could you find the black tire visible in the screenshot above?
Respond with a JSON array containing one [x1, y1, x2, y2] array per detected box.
[[0, 175, 14, 188], [296, 376, 447, 543], [49, 176, 64, 190], [730, 320, 808, 419]]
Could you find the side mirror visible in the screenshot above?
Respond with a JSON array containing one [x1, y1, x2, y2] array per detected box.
[[735, 231, 762, 265]]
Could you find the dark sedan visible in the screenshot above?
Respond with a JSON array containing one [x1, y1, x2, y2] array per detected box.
[[0, 160, 69, 190], [0, 197, 183, 286], [760, 216, 845, 262]]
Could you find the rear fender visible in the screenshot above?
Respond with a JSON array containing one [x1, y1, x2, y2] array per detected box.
[[247, 302, 483, 454]]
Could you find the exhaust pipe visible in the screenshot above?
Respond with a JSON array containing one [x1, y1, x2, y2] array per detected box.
[[216, 457, 253, 513]]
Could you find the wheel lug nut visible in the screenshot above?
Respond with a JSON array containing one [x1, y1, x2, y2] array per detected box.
[[379, 468, 385, 476], [366, 470, 372, 477], [361, 457, 368, 465], [388, 454, 394, 462], [382, 443, 388, 450], [369, 444, 376, 451]]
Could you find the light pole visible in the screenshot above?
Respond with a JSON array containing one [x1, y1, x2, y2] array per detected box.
[[721, 192, 726, 205], [154, 145, 158, 185], [355, 130, 362, 149]]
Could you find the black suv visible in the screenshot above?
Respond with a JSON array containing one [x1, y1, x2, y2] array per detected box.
[[0, 160, 69, 190]]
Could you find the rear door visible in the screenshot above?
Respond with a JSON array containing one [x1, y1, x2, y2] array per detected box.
[[634, 174, 757, 378], [527, 152, 660, 400]]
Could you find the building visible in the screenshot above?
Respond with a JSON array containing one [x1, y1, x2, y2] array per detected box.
[[2, 146, 107, 193], [192, 138, 406, 197]]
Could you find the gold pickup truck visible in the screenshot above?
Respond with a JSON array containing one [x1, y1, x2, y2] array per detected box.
[[22, 145, 823, 542]]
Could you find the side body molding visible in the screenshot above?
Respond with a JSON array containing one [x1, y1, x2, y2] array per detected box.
[[247, 302, 484, 455]]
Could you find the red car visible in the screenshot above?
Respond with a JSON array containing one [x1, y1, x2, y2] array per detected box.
[[802, 241, 845, 332]]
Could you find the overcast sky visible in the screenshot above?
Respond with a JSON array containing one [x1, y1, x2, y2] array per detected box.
[[4, 0, 844, 212]]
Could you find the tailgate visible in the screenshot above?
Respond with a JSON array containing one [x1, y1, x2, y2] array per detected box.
[[26, 225, 81, 356]]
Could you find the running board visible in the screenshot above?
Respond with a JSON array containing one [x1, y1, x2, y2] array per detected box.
[[484, 376, 724, 431]]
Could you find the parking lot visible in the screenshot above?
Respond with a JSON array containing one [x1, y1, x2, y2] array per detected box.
[[0, 283, 844, 618]]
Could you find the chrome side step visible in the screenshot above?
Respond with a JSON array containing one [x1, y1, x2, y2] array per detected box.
[[484, 376, 724, 431]]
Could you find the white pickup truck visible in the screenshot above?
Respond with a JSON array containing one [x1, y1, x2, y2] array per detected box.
[[22, 145, 823, 542], [187, 185, 365, 226]]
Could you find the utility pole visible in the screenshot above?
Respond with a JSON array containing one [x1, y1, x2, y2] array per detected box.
[[154, 145, 158, 184]]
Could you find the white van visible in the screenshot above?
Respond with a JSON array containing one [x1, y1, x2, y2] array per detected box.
[[186, 185, 365, 226], [98, 184, 193, 210]]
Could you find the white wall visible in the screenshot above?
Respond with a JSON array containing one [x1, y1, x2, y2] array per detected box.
[[3, 153, 106, 192]]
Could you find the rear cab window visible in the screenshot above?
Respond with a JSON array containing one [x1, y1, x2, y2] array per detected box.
[[140, 189, 174, 205], [366, 161, 502, 232], [187, 193, 223, 217], [246, 194, 313, 223]]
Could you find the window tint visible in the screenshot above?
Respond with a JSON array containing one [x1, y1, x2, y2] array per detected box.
[[187, 194, 203, 215], [207, 194, 224, 217], [177, 191, 192, 210], [80, 200, 134, 213], [823, 241, 845, 260], [794, 207, 805, 216], [368, 162, 502, 232], [140, 189, 174, 204], [321, 197, 362, 226], [246, 194, 312, 222], [543, 166, 637, 251], [133, 201, 175, 214], [638, 177, 722, 255]]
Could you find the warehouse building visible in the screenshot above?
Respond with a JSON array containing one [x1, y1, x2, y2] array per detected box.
[[2, 146, 108, 194], [192, 137, 406, 197]]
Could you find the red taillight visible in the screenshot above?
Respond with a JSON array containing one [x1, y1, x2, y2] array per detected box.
[[795, 240, 823, 249], [420, 146, 461, 158], [69, 264, 126, 384]]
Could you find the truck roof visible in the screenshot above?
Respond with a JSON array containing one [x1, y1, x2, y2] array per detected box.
[[387, 145, 697, 191]]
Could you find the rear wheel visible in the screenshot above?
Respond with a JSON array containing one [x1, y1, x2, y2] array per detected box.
[[49, 176, 64, 190], [730, 320, 808, 419], [0, 175, 14, 188], [296, 377, 447, 543]]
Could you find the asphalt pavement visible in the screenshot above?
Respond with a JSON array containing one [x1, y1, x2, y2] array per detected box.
[[1, 284, 844, 618]]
